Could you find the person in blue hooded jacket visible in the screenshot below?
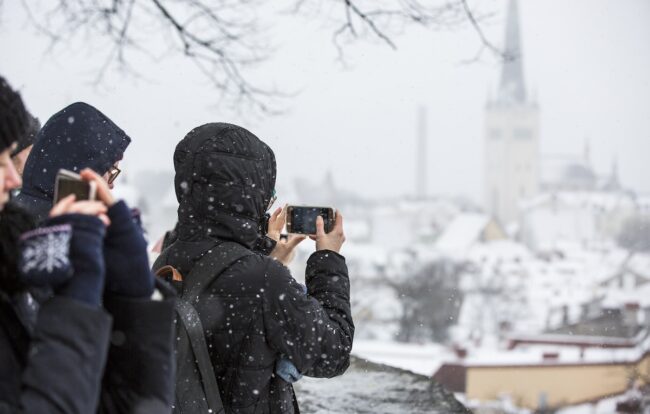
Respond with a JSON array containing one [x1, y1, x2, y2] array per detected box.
[[13, 102, 129, 222], [1, 93, 176, 413]]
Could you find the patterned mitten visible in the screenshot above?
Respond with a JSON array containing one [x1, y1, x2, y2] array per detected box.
[[20, 214, 106, 306], [19, 224, 73, 287]]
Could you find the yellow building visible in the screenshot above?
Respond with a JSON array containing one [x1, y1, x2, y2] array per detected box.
[[434, 334, 650, 410]]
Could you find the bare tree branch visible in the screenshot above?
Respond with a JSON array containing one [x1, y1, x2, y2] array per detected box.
[[316, 0, 504, 68], [459, 0, 509, 64], [8, 0, 505, 115], [341, 0, 397, 49]]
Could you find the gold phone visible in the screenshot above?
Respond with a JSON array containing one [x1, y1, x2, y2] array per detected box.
[[53, 169, 97, 204]]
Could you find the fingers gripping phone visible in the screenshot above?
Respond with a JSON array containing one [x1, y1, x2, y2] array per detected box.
[[285, 206, 335, 235], [53, 169, 97, 204]]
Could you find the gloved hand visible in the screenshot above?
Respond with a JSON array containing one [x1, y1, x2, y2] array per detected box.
[[275, 358, 303, 383], [103, 200, 154, 298], [20, 214, 106, 306], [19, 222, 73, 288]]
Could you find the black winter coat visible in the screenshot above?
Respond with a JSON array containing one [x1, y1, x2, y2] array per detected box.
[[13, 102, 130, 222], [0, 290, 176, 413], [153, 123, 354, 413], [0, 201, 175, 413]]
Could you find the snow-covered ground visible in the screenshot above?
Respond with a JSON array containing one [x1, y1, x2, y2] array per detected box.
[[295, 356, 469, 414], [352, 340, 455, 377], [556, 396, 621, 414]]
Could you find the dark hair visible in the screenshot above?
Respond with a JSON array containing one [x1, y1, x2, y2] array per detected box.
[[12, 115, 40, 157], [0, 203, 37, 294], [0, 76, 30, 154]]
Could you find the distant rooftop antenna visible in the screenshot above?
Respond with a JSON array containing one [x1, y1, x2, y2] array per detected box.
[[416, 105, 428, 199]]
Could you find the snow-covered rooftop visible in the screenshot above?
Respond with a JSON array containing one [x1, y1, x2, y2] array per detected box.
[[461, 331, 650, 367], [522, 191, 636, 212], [467, 239, 532, 264], [435, 213, 490, 253]]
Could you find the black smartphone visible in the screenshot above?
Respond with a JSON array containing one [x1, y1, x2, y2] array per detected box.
[[285, 206, 335, 235], [53, 169, 96, 204]]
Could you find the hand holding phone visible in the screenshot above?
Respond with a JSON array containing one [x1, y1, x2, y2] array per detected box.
[[50, 168, 116, 226], [312, 212, 345, 253], [267, 206, 287, 241], [79, 168, 115, 207]]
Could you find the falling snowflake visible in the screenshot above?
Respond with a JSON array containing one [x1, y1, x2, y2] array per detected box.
[[20, 226, 71, 274]]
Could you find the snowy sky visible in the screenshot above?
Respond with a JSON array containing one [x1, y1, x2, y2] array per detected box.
[[1, 0, 649, 204]]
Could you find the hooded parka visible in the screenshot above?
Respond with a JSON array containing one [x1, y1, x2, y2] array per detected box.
[[153, 123, 354, 413], [0, 209, 176, 414], [2, 103, 175, 413], [13, 102, 130, 222]]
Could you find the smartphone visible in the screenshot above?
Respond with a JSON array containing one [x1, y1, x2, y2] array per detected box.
[[286, 206, 335, 235], [53, 169, 97, 204]]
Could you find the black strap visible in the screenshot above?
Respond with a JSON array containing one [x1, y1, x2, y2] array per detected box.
[[175, 298, 225, 412], [184, 241, 251, 300], [176, 241, 252, 413]]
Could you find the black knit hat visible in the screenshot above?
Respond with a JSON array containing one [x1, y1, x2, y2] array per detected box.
[[0, 75, 30, 154]]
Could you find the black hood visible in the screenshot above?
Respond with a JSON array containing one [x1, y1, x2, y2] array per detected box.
[[174, 123, 276, 247], [13, 102, 130, 221]]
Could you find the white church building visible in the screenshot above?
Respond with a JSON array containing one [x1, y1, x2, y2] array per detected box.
[[483, 0, 540, 227]]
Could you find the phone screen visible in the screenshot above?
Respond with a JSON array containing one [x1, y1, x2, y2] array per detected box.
[[288, 207, 333, 234], [54, 178, 92, 204]]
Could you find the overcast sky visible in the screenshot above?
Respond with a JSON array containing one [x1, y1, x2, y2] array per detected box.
[[1, 0, 649, 204]]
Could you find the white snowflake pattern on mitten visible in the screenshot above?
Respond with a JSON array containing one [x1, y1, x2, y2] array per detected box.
[[20, 224, 72, 274]]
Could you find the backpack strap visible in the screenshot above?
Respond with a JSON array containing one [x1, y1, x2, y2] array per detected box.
[[175, 298, 224, 412], [176, 241, 252, 413], [183, 241, 252, 301], [155, 265, 183, 282]]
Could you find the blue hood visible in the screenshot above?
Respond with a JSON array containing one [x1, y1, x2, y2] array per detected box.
[[13, 102, 131, 222]]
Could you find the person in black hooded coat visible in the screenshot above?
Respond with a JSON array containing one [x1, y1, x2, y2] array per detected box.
[[1, 97, 176, 413], [153, 123, 354, 413]]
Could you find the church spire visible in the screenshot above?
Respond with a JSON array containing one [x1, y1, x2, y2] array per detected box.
[[498, 0, 527, 104]]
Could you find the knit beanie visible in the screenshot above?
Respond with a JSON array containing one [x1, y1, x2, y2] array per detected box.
[[0, 75, 30, 154]]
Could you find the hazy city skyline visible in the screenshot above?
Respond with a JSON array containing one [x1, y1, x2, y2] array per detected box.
[[1, 0, 648, 204]]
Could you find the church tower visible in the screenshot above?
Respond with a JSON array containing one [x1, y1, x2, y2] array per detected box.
[[484, 0, 539, 225]]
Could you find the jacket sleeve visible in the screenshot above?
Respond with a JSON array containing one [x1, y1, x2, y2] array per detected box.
[[11, 297, 112, 414], [99, 294, 176, 414], [263, 250, 354, 378], [252, 235, 277, 256]]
